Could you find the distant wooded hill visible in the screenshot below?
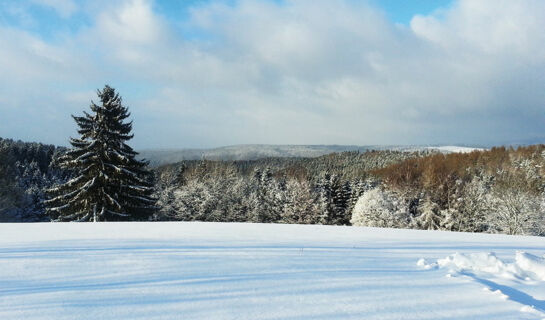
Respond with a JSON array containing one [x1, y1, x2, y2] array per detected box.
[[139, 144, 483, 166]]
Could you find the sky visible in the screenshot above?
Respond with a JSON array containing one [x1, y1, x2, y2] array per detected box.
[[0, 0, 544, 149]]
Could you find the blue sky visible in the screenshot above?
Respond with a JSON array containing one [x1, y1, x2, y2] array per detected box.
[[370, 0, 452, 24], [0, 0, 544, 149]]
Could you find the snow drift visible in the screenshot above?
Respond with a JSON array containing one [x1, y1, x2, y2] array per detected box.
[[419, 252, 545, 282]]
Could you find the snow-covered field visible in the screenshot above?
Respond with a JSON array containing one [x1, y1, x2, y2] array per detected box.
[[0, 222, 544, 320]]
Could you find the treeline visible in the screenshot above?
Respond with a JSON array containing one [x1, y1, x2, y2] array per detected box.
[[153, 150, 421, 224], [0, 138, 68, 221], [0, 137, 421, 223], [1, 135, 544, 236], [154, 146, 545, 236], [365, 145, 545, 235]]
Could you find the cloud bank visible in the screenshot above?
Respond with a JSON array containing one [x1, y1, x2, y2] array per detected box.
[[0, 0, 544, 148]]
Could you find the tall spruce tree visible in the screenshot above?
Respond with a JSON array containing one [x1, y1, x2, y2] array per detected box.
[[46, 85, 155, 221]]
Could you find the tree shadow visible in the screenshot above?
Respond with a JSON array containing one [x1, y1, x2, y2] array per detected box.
[[461, 271, 545, 313]]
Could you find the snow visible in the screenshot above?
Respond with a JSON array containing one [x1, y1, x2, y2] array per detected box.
[[418, 250, 545, 318], [426, 146, 486, 153], [516, 252, 545, 281], [418, 252, 545, 281], [0, 222, 544, 320]]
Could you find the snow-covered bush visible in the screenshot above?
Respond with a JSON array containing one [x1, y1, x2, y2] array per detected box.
[[350, 188, 407, 228]]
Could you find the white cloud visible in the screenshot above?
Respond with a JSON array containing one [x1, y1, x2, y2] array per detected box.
[[1, 0, 545, 148], [95, 0, 164, 45]]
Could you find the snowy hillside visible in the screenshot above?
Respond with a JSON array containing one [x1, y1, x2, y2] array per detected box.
[[139, 145, 375, 166], [139, 144, 485, 166], [1, 222, 544, 319], [426, 146, 486, 153]]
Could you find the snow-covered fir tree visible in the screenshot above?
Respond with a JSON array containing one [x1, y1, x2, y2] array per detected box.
[[456, 175, 491, 232], [346, 179, 376, 222], [415, 197, 442, 230], [281, 178, 320, 224], [247, 167, 282, 223], [316, 173, 350, 225], [46, 85, 155, 221], [439, 179, 465, 231], [0, 152, 17, 219]]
